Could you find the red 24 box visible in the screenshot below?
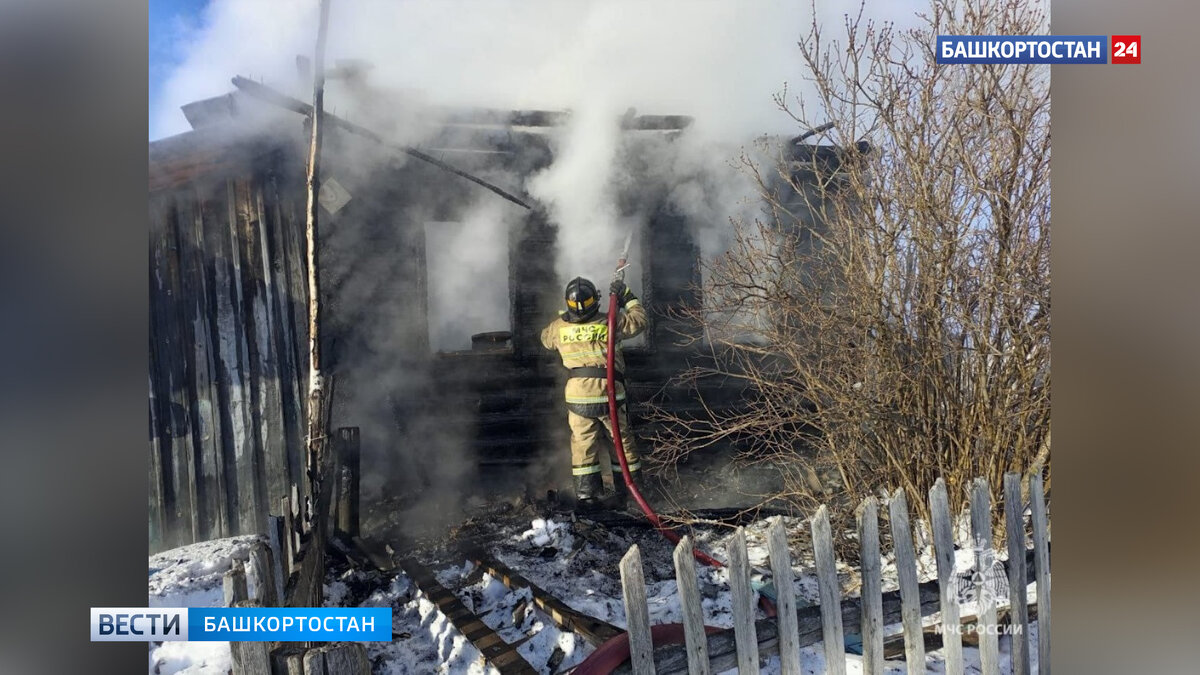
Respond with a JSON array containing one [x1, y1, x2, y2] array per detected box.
[[1112, 35, 1141, 64]]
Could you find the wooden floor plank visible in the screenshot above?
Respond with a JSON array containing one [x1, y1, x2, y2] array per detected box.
[[398, 557, 538, 675]]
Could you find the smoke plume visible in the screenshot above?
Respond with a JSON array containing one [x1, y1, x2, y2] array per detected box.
[[152, 0, 928, 522]]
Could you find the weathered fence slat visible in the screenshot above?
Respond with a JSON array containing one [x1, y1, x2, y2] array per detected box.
[[767, 517, 801, 675], [812, 505, 845, 675], [269, 645, 306, 675], [1004, 473, 1031, 675], [223, 559, 248, 607], [726, 527, 759, 674], [857, 497, 883, 675], [229, 599, 270, 675], [621, 512, 1046, 675], [970, 478, 1000, 675], [929, 478, 964, 674], [302, 647, 328, 675], [1029, 472, 1051, 675], [249, 540, 277, 607], [888, 489, 925, 672], [620, 545, 656, 675], [319, 643, 371, 673], [672, 536, 711, 675]]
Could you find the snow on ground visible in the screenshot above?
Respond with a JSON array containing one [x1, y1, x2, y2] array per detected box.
[[330, 570, 501, 674], [147, 535, 265, 675], [146, 512, 1041, 674], [149, 534, 266, 607]]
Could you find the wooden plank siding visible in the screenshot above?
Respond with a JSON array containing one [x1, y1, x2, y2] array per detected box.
[[149, 122, 825, 552], [149, 148, 310, 553]]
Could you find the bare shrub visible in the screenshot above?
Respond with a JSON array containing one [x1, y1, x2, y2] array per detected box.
[[648, 0, 1050, 540]]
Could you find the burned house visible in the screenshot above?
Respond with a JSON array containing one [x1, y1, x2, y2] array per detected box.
[[148, 85, 830, 552]]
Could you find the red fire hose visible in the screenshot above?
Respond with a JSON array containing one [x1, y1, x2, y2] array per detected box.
[[603, 290, 726, 567], [577, 280, 774, 675]]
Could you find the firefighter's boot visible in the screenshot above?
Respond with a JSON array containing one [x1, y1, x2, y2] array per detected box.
[[608, 470, 644, 511], [574, 473, 603, 512]]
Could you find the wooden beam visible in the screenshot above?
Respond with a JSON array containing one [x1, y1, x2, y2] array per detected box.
[[302, 0, 331, 528], [230, 76, 533, 211], [335, 427, 360, 537], [398, 556, 538, 675], [468, 552, 621, 647]]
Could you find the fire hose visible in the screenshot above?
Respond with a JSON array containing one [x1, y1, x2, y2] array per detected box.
[[574, 231, 776, 674], [602, 231, 723, 565]]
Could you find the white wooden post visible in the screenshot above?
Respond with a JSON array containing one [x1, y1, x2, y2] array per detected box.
[[929, 478, 964, 674], [857, 497, 883, 675], [889, 489, 925, 672], [768, 517, 801, 675], [727, 527, 760, 674], [812, 505, 846, 675], [1004, 473, 1031, 675], [620, 545, 656, 675], [970, 478, 1000, 675], [1029, 472, 1051, 675], [673, 536, 711, 675]]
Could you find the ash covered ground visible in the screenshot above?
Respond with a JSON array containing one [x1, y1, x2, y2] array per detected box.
[[148, 488, 1039, 674]]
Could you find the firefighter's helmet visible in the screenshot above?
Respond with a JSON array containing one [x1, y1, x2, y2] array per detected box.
[[564, 277, 600, 321]]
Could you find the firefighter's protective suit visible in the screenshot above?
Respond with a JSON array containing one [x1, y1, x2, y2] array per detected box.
[[541, 279, 647, 504]]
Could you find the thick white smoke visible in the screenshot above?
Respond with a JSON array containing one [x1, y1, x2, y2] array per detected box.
[[154, 0, 925, 258], [152, 0, 928, 512]]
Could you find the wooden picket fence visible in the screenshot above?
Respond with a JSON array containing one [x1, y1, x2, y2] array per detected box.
[[618, 473, 1051, 675]]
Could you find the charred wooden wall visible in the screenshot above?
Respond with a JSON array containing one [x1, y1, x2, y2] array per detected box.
[[149, 139, 311, 553], [147, 117, 826, 547]]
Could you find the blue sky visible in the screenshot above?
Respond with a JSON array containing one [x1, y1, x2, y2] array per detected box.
[[149, 0, 208, 138]]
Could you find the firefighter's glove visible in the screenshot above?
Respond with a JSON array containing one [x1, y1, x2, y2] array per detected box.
[[610, 279, 636, 307]]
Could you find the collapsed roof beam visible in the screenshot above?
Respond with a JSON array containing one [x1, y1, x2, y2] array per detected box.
[[231, 76, 532, 210]]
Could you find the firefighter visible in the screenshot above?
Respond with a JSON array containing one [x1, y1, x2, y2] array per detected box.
[[541, 276, 648, 509]]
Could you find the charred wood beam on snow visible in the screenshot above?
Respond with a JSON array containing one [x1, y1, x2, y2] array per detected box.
[[397, 556, 539, 675], [230, 76, 533, 210], [467, 551, 624, 648]]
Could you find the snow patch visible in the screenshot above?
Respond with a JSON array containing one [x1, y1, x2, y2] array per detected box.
[[148, 535, 265, 608], [147, 535, 266, 675], [518, 518, 574, 551]]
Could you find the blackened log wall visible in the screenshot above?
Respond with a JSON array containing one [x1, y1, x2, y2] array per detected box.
[[149, 148, 310, 553]]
